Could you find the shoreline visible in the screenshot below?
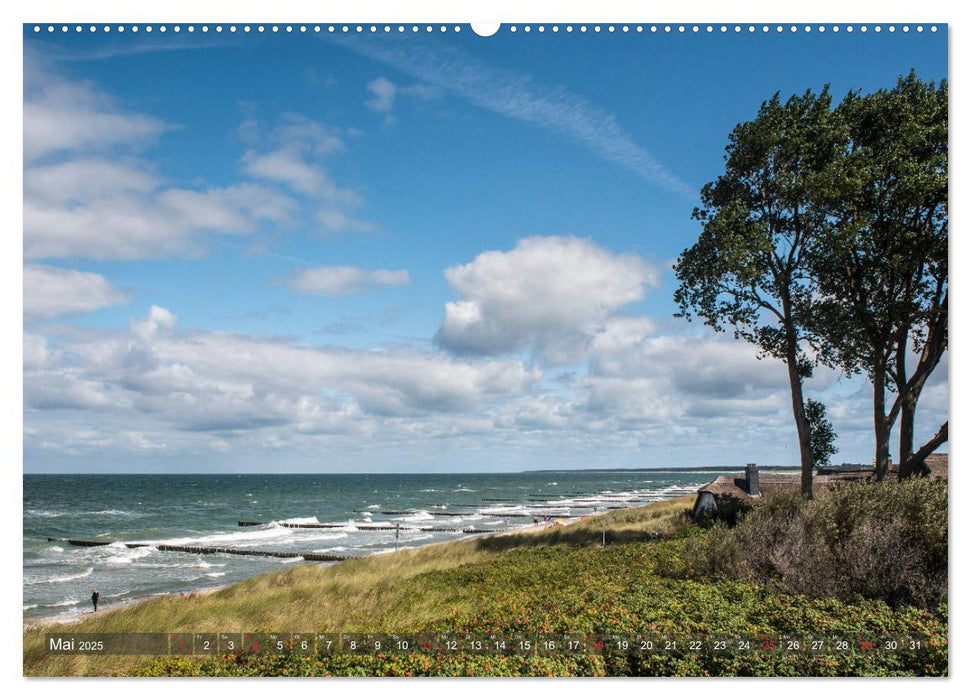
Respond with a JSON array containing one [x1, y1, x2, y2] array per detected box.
[[23, 488, 700, 630], [22, 583, 230, 629], [22, 510, 593, 630]]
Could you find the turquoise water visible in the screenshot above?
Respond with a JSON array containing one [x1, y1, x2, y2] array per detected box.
[[23, 471, 719, 622]]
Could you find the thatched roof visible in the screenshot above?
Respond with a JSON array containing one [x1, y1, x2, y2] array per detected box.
[[697, 474, 809, 504], [694, 456, 948, 522], [698, 455, 948, 507], [697, 475, 751, 501], [697, 470, 888, 505]]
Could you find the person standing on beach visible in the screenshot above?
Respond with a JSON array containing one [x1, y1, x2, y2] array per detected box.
[[91, 589, 99, 612]]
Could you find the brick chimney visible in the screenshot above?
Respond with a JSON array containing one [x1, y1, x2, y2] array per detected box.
[[745, 463, 760, 496]]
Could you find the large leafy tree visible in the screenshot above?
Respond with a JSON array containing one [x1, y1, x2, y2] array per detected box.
[[674, 89, 844, 498], [810, 73, 948, 479]]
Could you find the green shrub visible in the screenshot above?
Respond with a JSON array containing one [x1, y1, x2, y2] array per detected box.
[[130, 537, 947, 677], [683, 479, 948, 609]]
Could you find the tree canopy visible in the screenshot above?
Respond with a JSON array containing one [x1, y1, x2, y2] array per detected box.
[[674, 88, 844, 497], [674, 72, 947, 491], [810, 72, 947, 478]]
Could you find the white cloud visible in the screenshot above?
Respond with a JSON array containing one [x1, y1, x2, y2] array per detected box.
[[437, 236, 659, 364], [316, 207, 374, 234], [23, 52, 168, 162], [241, 149, 330, 196], [238, 115, 372, 232], [125, 431, 168, 451], [486, 325, 831, 436], [270, 114, 346, 157], [131, 304, 178, 339], [26, 370, 124, 411], [288, 266, 411, 297], [586, 329, 803, 419], [342, 40, 691, 195], [24, 307, 540, 448], [24, 333, 58, 370], [25, 178, 297, 260], [365, 76, 442, 118], [23, 62, 376, 265], [24, 264, 131, 320], [156, 184, 296, 231], [24, 157, 160, 203], [590, 333, 792, 393], [23, 60, 299, 261], [366, 77, 397, 112], [23, 305, 942, 465], [580, 376, 681, 424], [589, 317, 658, 356]]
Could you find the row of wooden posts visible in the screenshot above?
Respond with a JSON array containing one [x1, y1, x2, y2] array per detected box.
[[46, 519, 504, 562]]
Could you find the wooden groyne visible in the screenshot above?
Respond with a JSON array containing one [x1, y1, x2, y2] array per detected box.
[[236, 521, 499, 534], [48, 538, 113, 547], [48, 538, 347, 561], [150, 544, 346, 561], [366, 511, 489, 517], [352, 510, 577, 518], [527, 493, 590, 498]]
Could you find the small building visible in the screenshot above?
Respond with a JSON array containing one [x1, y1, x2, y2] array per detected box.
[[693, 454, 948, 523], [692, 464, 771, 522]]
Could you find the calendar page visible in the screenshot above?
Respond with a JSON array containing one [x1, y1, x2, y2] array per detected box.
[[20, 7, 949, 682]]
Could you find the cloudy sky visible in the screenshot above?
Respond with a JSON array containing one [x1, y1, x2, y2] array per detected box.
[[22, 24, 947, 472]]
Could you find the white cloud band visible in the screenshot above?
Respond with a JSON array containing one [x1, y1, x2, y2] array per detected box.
[[288, 266, 411, 297]]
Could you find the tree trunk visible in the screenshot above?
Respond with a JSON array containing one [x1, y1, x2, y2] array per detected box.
[[893, 295, 946, 468], [899, 421, 948, 479], [893, 326, 915, 466], [783, 332, 814, 499], [898, 393, 916, 466], [873, 370, 891, 480]]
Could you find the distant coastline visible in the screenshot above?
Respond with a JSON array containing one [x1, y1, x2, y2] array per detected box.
[[525, 465, 799, 473], [525, 464, 873, 474]]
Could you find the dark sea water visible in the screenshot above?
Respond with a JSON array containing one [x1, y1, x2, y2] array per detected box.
[[23, 471, 720, 622]]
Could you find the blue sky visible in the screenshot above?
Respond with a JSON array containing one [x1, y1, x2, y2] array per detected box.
[[22, 23, 948, 472]]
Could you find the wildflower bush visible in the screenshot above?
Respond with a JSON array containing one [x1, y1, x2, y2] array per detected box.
[[682, 478, 948, 609]]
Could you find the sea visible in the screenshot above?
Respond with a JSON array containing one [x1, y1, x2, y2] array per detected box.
[[23, 471, 724, 623]]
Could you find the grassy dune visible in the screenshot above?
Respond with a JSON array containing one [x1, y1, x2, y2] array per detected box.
[[24, 497, 692, 676], [23, 494, 948, 677]]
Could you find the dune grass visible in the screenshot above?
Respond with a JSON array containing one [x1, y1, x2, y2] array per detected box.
[[23, 496, 693, 676]]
